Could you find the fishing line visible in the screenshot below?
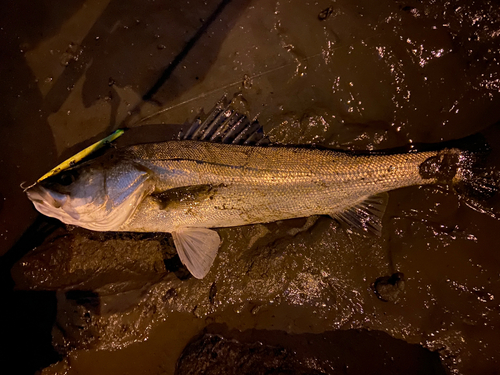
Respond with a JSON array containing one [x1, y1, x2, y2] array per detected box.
[[131, 52, 325, 125], [131, 32, 384, 126]]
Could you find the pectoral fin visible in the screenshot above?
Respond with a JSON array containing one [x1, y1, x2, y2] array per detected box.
[[332, 193, 389, 236], [172, 228, 221, 279]]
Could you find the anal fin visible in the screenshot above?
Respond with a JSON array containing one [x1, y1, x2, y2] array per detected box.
[[172, 228, 221, 279], [332, 193, 389, 236]]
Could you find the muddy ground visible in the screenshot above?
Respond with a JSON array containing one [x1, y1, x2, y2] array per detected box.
[[1, 0, 500, 374]]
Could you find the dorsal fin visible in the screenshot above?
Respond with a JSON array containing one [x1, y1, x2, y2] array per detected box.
[[181, 96, 267, 145]]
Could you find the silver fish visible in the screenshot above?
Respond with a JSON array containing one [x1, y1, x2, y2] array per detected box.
[[26, 100, 497, 278]]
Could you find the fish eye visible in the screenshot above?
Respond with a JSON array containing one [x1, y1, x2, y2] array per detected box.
[[55, 170, 78, 186]]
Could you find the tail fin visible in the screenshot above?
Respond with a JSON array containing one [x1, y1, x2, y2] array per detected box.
[[453, 148, 500, 219], [455, 150, 499, 198]]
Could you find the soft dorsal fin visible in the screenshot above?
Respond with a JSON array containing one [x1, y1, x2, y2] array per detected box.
[[332, 193, 389, 236], [181, 96, 267, 145], [171, 228, 221, 279]]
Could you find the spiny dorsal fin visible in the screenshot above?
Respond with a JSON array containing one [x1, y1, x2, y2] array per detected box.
[[332, 192, 389, 236], [172, 228, 221, 279], [181, 96, 267, 145]]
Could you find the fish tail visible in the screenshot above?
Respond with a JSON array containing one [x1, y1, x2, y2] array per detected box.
[[418, 137, 500, 217], [453, 147, 500, 219], [453, 148, 500, 212]]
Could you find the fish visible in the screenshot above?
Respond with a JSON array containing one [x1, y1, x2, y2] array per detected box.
[[26, 99, 499, 279]]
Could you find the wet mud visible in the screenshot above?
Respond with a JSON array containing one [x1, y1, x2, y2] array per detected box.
[[2, 0, 500, 374]]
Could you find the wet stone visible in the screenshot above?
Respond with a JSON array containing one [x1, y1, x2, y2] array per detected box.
[[176, 334, 324, 375], [209, 282, 217, 305], [317, 7, 334, 21], [176, 328, 447, 375], [373, 272, 405, 303], [11, 228, 170, 291]]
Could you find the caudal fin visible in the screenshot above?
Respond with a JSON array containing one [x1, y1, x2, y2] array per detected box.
[[454, 149, 500, 219]]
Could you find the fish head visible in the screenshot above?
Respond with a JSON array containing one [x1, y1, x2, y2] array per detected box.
[[26, 155, 152, 231]]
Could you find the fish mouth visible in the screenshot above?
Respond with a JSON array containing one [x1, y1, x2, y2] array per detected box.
[[25, 183, 129, 230], [26, 184, 54, 206], [26, 184, 78, 220]]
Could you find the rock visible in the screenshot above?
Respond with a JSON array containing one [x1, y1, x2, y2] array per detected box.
[[176, 328, 446, 375], [373, 272, 405, 303]]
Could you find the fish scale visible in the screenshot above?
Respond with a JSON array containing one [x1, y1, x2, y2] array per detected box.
[[119, 141, 437, 233]]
